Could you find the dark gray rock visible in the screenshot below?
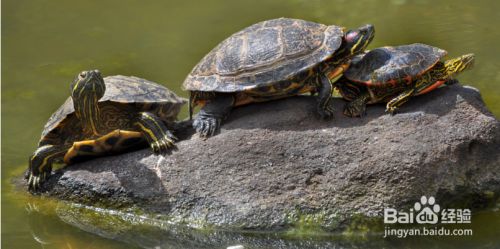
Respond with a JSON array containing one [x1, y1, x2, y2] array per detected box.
[[27, 84, 500, 231]]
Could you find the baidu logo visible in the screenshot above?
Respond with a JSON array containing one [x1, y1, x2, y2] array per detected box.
[[384, 196, 471, 224], [414, 196, 440, 224]]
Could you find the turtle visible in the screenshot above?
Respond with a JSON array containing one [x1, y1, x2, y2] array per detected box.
[[27, 70, 187, 190], [182, 18, 375, 137], [334, 43, 475, 117]]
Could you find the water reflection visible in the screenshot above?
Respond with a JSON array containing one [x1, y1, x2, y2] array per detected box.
[[25, 201, 384, 249], [23, 199, 500, 249], [25, 201, 131, 249]]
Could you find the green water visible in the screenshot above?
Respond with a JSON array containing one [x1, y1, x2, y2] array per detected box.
[[2, 0, 499, 248]]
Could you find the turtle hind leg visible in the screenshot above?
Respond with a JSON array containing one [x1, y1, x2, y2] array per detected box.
[[28, 144, 70, 190], [193, 94, 234, 138], [386, 88, 415, 114], [334, 77, 370, 117], [316, 74, 334, 120], [344, 92, 370, 117], [64, 130, 145, 164], [136, 112, 178, 155]]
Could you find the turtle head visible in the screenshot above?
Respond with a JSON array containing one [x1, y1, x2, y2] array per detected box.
[[344, 24, 375, 56], [444, 53, 475, 76], [71, 70, 106, 100], [70, 70, 105, 135], [322, 24, 374, 80]]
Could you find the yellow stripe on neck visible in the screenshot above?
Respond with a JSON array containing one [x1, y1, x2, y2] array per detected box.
[[350, 34, 365, 55]]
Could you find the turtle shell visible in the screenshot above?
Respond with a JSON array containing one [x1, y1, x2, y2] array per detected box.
[[182, 18, 345, 92], [41, 75, 186, 139], [344, 43, 447, 86]]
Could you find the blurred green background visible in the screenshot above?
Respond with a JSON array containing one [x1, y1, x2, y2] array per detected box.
[[2, 0, 499, 248]]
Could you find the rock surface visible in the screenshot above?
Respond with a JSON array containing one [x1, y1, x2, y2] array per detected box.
[[25, 84, 500, 231]]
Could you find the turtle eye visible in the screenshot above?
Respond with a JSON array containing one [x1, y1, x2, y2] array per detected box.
[[345, 31, 359, 43], [79, 72, 87, 79]]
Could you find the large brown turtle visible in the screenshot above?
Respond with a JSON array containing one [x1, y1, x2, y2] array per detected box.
[[182, 18, 375, 137], [334, 43, 475, 116], [27, 70, 187, 190]]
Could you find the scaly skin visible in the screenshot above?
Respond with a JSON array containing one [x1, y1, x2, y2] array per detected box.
[[27, 70, 179, 190], [385, 54, 475, 114], [336, 54, 475, 117]]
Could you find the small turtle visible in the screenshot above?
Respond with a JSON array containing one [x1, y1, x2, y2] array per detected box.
[[334, 43, 475, 116], [183, 18, 374, 137], [27, 70, 187, 190]]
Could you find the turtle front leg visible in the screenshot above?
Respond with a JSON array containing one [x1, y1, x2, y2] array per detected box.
[[136, 112, 177, 155], [316, 74, 334, 120], [344, 92, 370, 117], [194, 94, 234, 138], [386, 88, 415, 114], [28, 144, 70, 190]]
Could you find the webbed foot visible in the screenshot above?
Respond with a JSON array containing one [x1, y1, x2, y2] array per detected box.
[[193, 115, 221, 138], [344, 100, 367, 117], [385, 105, 398, 115], [137, 112, 177, 155], [342, 93, 370, 117], [150, 132, 177, 155], [27, 144, 67, 191], [192, 94, 233, 138], [317, 104, 335, 120], [28, 170, 51, 191]]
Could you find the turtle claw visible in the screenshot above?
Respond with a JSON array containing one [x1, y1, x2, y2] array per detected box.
[[385, 105, 398, 115], [344, 95, 368, 118], [34, 177, 39, 190], [151, 134, 176, 155], [386, 109, 396, 115], [208, 118, 220, 137], [27, 167, 53, 191], [317, 105, 335, 120], [28, 174, 34, 188], [343, 101, 366, 118], [28, 174, 41, 191], [194, 116, 221, 138], [151, 141, 159, 154]]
